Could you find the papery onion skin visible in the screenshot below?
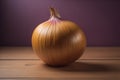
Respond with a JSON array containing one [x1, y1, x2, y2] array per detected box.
[[32, 8, 86, 66]]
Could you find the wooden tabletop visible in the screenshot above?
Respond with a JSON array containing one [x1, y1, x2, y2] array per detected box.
[[0, 47, 120, 80]]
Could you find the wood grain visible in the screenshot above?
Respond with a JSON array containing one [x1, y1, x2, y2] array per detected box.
[[0, 47, 120, 59], [0, 47, 120, 80], [0, 60, 120, 79]]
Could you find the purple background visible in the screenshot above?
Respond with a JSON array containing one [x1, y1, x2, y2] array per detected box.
[[0, 0, 120, 46]]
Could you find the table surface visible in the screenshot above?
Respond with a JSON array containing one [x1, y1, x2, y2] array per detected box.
[[0, 47, 120, 80]]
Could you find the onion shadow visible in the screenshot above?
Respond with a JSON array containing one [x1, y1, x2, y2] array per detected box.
[[43, 61, 119, 72]]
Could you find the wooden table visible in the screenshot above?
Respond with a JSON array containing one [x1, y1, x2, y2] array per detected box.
[[0, 47, 120, 80]]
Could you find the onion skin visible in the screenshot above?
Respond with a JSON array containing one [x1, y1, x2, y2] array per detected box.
[[32, 8, 86, 66]]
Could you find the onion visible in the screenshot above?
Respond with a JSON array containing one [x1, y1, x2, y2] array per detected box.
[[32, 8, 86, 66]]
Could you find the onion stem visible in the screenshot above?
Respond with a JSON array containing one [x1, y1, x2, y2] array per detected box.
[[50, 7, 61, 18]]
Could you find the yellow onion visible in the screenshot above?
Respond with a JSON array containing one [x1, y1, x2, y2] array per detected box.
[[32, 8, 86, 66]]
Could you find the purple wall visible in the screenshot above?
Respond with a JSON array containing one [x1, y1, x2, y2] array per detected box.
[[0, 0, 120, 46]]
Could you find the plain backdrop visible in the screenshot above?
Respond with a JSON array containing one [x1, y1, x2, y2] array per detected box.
[[0, 0, 120, 46]]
